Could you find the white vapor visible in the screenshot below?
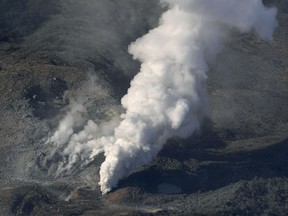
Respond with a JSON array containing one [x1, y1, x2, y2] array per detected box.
[[46, 103, 86, 149], [46, 0, 277, 194]]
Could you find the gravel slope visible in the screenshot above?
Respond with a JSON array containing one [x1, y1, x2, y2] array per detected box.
[[0, 0, 287, 215]]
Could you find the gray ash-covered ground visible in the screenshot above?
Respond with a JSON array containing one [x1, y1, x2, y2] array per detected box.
[[0, 0, 288, 215]]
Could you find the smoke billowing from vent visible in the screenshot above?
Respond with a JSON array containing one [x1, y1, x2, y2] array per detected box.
[[46, 0, 277, 194]]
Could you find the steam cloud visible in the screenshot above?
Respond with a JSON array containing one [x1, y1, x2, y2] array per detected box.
[[46, 0, 277, 194]]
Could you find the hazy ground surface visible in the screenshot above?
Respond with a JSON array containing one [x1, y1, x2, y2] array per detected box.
[[0, 0, 288, 215]]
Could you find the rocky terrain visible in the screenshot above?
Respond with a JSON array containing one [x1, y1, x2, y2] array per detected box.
[[0, 0, 287, 215]]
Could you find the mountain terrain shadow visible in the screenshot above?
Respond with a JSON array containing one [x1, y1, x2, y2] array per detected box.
[[117, 133, 288, 194]]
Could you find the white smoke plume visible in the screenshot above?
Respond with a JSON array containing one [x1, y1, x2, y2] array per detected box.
[[46, 103, 86, 149], [46, 0, 277, 194]]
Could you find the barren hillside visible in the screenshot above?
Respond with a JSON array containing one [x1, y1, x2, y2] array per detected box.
[[0, 0, 287, 215]]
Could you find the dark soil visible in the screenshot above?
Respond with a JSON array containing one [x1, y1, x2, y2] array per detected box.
[[0, 0, 287, 215]]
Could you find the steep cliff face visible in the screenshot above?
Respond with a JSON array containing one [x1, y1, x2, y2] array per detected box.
[[0, 0, 288, 215]]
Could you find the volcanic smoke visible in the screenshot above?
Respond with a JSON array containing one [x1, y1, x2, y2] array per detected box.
[[47, 0, 278, 194]]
